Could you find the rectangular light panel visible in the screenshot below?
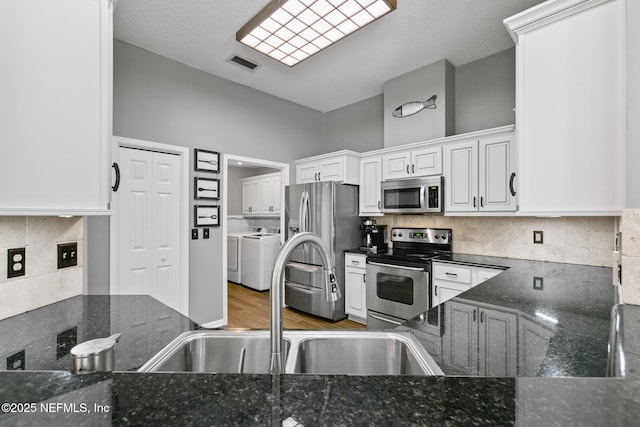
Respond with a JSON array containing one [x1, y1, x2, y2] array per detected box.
[[236, 0, 397, 67]]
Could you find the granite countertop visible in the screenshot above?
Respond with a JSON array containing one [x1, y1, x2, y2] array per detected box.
[[0, 262, 638, 425], [400, 254, 614, 377]]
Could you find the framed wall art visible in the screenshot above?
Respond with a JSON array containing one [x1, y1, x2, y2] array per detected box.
[[194, 149, 220, 173], [194, 205, 220, 227], [194, 177, 220, 200]]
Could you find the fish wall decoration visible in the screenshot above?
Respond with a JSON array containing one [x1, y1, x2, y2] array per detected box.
[[392, 95, 437, 118]]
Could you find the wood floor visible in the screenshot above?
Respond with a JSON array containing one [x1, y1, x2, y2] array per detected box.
[[226, 282, 365, 330]]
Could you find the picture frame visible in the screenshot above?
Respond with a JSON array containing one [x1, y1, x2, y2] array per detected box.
[[194, 149, 220, 173], [194, 205, 220, 227], [194, 177, 220, 200]]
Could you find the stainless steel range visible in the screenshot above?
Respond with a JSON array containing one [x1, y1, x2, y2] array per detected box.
[[366, 227, 452, 329]]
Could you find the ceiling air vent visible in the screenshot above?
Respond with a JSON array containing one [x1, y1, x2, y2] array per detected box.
[[227, 55, 261, 72]]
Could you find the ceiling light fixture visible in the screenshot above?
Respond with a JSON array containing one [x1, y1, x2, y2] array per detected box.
[[236, 0, 397, 67]]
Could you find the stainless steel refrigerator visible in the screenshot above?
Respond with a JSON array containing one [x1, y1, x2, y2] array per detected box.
[[285, 181, 361, 321]]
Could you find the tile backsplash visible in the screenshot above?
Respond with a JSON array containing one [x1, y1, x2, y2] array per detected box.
[[375, 215, 616, 267], [0, 217, 84, 320], [620, 209, 640, 305]]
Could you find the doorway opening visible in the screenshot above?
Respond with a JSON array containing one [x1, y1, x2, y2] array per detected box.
[[221, 154, 289, 327]]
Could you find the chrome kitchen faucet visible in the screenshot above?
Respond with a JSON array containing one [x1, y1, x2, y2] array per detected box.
[[269, 232, 340, 374]]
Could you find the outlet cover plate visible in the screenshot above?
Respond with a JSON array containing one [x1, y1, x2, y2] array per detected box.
[[7, 248, 26, 278], [6, 350, 25, 370], [533, 230, 544, 244]]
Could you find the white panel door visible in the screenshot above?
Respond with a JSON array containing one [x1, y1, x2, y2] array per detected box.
[[445, 141, 478, 212], [359, 157, 382, 215], [479, 136, 517, 212], [271, 175, 282, 215], [260, 178, 273, 214], [382, 151, 411, 180], [296, 162, 318, 184], [412, 146, 442, 176], [318, 158, 344, 182], [118, 147, 182, 313]]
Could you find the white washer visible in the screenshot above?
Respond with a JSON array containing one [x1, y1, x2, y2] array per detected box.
[[227, 227, 265, 284], [241, 233, 281, 291]]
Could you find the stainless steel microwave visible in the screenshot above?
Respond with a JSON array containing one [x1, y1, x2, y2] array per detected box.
[[381, 176, 444, 214]]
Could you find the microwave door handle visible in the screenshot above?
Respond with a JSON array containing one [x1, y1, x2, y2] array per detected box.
[[367, 261, 425, 272], [420, 186, 426, 210]]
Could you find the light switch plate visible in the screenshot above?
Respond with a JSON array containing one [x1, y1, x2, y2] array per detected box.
[[57, 243, 78, 269]]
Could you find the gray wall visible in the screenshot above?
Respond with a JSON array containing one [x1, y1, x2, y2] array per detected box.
[[101, 40, 325, 325], [455, 48, 516, 134], [323, 49, 516, 150], [324, 94, 384, 153]]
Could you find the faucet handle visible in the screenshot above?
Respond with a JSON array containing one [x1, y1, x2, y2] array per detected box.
[[325, 271, 341, 302]]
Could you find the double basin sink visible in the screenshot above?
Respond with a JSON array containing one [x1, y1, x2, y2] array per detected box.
[[138, 330, 443, 376]]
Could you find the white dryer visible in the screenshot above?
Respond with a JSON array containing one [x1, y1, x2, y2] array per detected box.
[[227, 227, 265, 284], [241, 233, 281, 291]]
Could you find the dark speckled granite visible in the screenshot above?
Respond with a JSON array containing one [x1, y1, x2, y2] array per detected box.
[[0, 284, 639, 425], [400, 255, 614, 377]]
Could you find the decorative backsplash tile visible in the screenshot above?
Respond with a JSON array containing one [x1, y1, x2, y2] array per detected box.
[[375, 215, 616, 267], [0, 217, 84, 320], [621, 209, 640, 305]]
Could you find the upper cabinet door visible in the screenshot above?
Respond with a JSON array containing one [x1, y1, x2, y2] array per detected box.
[[505, 0, 625, 215], [296, 162, 319, 184], [382, 152, 411, 180], [359, 156, 383, 216], [318, 158, 344, 182], [0, 0, 112, 215], [479, 135, 517, 212], [445, 140, 479, 212], [270, 174, 282, 215], [412, 146, 442, 177]]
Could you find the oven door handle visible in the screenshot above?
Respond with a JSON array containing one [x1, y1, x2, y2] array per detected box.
[[369, 312, 403, 326], [367, 261, 425, 272]]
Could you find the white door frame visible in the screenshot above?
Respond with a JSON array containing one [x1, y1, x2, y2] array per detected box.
[[110, 136, 190, 316], [221, 154, 289, 325]]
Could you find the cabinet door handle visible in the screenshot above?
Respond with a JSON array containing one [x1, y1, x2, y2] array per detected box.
[[435, 285, 438, 296], [445, 272, 458, 277], [317, 172, 321, 181], [112, 162, 120, 192], [406, 165, 409, 174], [412, 164, 415, 174], [473, 196, 477, 208], [363, 273, 366, 283], [473, 309, 477, 322], [509, 173, 517, 197], [378, 200, 381, 210], [480, 196, 484, 208], [480, 311, 484, 323], [352, 260, 360, 265]]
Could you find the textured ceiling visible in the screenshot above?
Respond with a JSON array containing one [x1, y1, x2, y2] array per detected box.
[[114, 0, 544, 113]]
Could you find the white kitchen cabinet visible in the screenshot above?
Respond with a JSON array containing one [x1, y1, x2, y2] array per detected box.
[[295, 151, 360, 185], [344, 253, 367, 324], [242, 172, 281, 216], [382, 146, 442, 180], [518, 316, 554, 376], [444, 131, 516, 214], [432, 263, 473, 307], [359, 156, 383, 216], [432, 262, 505, 307], [442, 300, 517, 376], [504, 0, 625, 216], [0, 0, 113, 215]]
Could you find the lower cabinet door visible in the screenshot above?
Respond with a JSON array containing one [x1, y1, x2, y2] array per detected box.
[[443, 301, 478, 375], [345, 266, 367, 322], [478, 308, 518, 376]]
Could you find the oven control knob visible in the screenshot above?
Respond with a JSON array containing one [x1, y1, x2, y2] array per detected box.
[[435, 235, 440, 239], [392, 232, 397, 237], [398, 232, 403, 237]]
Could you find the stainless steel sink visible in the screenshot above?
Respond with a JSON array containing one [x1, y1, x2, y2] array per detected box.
[[288, 331, 441, 375], [139, 330, 443, 376], [138, 330, 290, 374]]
